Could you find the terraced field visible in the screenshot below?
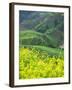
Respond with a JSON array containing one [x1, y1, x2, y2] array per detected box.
[[19, 31, 64, 79], [19, 11, 64, 79]]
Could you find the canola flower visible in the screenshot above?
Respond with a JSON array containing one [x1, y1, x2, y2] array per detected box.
[[19, 48, 64, 79]]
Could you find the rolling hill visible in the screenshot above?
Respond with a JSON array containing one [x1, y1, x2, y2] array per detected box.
[[19, 11, 64, 48]]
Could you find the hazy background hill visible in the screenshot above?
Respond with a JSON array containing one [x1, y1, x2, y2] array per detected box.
[[19, 11, 64, 48]]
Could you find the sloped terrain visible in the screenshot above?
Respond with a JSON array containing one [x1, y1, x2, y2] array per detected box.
[[19, 11, 64, 48], [19, 11, 64, 79]]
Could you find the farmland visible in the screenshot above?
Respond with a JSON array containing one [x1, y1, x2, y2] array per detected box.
[[19, 11, 64, 79], [19, 47, 64, 79]]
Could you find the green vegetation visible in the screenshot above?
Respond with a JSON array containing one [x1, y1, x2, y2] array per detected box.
[[19, 30, 63, 48], [20, 45, 64, 57], [19, 11, 64, 79], [20, 12, 64, 47]]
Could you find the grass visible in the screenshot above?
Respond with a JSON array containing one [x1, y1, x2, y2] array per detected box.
[[19, 47, 64, 79]]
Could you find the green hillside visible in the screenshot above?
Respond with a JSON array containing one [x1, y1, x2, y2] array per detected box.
[[19, 12, 64, 48], [19, 11, 64, 79], [19, 30, 63, 48]]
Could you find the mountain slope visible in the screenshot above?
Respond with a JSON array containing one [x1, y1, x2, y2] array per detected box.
[[19, 11, 64, 48]]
